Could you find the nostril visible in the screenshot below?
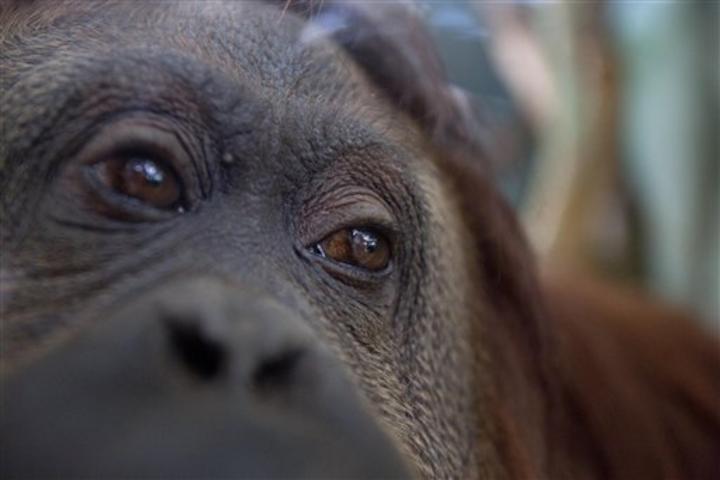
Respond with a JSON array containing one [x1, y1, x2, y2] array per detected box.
[[165, 319, 227, 380], [252, 348, 305, 392]]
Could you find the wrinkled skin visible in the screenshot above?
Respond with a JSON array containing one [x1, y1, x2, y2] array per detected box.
[[2, 2, 719, 480], [1, 2, 486, 478]]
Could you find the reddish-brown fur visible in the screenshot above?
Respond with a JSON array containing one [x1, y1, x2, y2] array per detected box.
[[544, 274, 720, 479], [438, 145, 720, 479]]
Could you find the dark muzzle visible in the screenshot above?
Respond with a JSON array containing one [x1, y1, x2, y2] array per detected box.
[[1, 277, 411, 479]]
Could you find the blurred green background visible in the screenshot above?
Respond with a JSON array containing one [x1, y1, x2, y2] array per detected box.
[[422, 0, 719, 324]]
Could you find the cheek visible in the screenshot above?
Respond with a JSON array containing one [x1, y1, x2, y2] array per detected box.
[[388, 170, 479, 475], [423, 190, 477, 398], [0, 264, 76, 373], [301, 289, 396, 365], [418, 169, 476, 343], [0, 266, 17, 308]]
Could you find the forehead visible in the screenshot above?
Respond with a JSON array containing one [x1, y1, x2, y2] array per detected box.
[[6, 2, 335, 78], [3, 2, 406, 128], [1, 1, 428, 175]]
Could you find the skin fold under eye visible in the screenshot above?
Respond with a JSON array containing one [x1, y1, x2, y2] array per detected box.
[[313, 227, 391, 272]]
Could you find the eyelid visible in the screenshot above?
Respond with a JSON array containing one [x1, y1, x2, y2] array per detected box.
[[73, 116, 201, 204], [295, 242, 394, 286], [297, 186, 397, 246]]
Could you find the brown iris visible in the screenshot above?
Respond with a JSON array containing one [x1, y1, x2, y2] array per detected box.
[[93, 156, 182, 210], [314, 227, 391, 272]]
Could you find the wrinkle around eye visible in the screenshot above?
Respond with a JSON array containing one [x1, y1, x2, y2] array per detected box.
[[297, 185, 397, 246]]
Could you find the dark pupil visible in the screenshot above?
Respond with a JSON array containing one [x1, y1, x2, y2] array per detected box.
[[352, 229, 378, 253], [126, 158, 164, 186]]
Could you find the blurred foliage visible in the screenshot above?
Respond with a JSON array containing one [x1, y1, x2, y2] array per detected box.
[[422, 0, 718, 323]]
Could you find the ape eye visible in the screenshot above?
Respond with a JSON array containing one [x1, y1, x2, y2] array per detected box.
[[90, 154, 184, 211], [312, 227, 391, 272]]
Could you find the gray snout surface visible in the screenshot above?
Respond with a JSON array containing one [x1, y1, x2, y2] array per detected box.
[[1, 278, 411, 479]]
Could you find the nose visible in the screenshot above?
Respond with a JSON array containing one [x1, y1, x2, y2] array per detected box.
[[154, 278, 321, 391], [1, 278, 411, 479]]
